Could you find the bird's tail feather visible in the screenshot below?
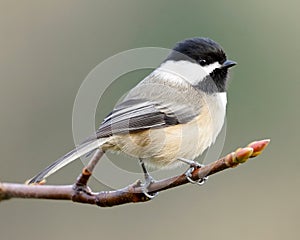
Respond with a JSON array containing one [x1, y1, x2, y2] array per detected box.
[[26, 138, 106, 184]]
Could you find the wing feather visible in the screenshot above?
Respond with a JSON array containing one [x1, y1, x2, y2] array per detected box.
[[96, 98, 198, 138]]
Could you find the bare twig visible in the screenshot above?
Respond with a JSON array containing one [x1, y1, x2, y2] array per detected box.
[[75, 149, 104, 188], [0, 139, 270, 207]]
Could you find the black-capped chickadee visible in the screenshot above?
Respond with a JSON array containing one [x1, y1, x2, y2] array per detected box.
[[27, 37, 236, 196]]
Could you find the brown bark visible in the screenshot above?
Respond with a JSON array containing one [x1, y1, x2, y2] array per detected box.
[[0, 139, 270, 207]]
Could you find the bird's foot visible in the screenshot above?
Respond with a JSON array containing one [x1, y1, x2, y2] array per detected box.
[[142, 174, 159, 199], [178, 158, 209, 185]]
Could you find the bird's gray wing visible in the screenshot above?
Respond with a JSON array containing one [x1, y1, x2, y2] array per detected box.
[[96, 98, 200, 138]]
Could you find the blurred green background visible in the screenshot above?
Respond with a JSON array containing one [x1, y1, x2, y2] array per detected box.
[[0, 0, 299, 239]]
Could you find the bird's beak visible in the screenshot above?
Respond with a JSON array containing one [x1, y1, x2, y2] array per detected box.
[[221, 60, 237, 69]]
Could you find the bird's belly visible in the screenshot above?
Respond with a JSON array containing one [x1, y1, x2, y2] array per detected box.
[[106, 108, 224, 169]]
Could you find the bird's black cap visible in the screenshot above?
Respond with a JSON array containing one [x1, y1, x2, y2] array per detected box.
[[167, 37, 228, 66]]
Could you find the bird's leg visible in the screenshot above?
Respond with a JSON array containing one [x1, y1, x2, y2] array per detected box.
[[178, 158, 208, 185], [139, 158, 158, 199]]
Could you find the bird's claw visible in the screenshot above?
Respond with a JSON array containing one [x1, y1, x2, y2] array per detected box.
[[141, 176, 159, 199], [185, 167, 209, 185], [178, 158, 209, 185]]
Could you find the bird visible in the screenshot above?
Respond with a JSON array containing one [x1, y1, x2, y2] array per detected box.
[[27, 37, 236, 197]]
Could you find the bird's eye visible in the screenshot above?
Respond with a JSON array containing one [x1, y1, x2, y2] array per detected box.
[[198, 59, 207, 66]]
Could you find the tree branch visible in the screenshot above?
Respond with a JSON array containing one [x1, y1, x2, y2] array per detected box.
[[0, 139, 270, 207]]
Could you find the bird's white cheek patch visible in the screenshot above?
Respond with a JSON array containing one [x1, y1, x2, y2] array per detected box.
[[156, 60, 221, 85], [203, 62, 222, 74]]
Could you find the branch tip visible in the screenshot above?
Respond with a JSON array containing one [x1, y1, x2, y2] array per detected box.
[[248, 139, 270, 157]]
